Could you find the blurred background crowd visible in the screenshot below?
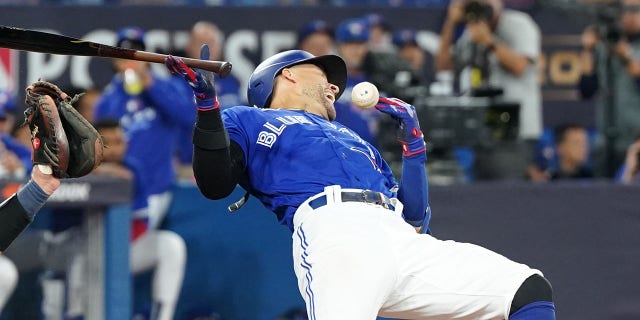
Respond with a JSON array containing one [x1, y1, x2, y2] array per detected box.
[[0, 0, 638, 319]]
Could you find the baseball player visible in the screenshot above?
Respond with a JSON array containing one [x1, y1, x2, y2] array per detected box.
[[166, 47, 556, 319]]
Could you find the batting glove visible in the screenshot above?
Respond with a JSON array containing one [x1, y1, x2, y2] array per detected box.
[[165, 44, 219, 111], [375, 97, 426, 158]]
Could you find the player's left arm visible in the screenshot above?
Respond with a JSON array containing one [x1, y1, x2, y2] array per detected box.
[[375, 97, 431, 234], [0, 165, 60, 253], [165, 45, 245, 200]]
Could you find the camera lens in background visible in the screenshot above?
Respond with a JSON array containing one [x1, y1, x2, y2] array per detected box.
[[596, 1, 624, 44]]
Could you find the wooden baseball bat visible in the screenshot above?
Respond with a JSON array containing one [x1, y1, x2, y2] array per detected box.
[[0, 25, 232, 77]]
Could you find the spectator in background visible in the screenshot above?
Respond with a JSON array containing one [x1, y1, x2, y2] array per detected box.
[[330, 18, 427, 175], [392, 28, 435, 85], [616, 134, 640, 184], [363, 13, 394, 53], [185, 21, 243, 109], [0, 90, 17, 134], [436, 0, 542, 142], [295, 19, 336, 56], [579, 0, 640, 177], [94, 26, 195, 229], [93, 118, 186, 320], [333, 17, 381, 147], [172, 21, 243, 182], [527, 124, 593, 182], [10, 125, 31, 151], [0, 90, 30, 180]]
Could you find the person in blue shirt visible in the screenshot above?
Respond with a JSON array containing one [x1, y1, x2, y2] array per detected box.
[[94, 26, 195, 229], [527, 124, 594, 182], [166, 46, 556, 319], [171, 21, 244, 182], [333, 17, 381, 147], [0, 90, 31, 179]]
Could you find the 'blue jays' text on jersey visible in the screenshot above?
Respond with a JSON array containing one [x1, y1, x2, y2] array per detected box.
[[222, 106, 399, 231]]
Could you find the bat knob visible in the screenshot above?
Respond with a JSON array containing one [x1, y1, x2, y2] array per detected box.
[[218, 62, 232, 78]]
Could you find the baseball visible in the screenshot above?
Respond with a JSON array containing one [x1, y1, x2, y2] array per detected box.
[[351, 81, 379, 109]]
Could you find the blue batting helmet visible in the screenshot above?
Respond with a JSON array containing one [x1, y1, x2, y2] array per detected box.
[[247, 50, 347, 108]]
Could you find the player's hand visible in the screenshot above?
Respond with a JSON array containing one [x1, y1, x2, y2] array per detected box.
[[165, 44, 219, 111], [31, 164, 60, 196], [375, 97, 426, 158]]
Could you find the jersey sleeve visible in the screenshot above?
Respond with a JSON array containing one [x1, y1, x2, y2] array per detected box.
[[222, 107, 255, 167]]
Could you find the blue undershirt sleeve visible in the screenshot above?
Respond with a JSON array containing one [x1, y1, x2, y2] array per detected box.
[[397, 154, 431, 233]]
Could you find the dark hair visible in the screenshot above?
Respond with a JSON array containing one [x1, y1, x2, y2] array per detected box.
[[553, 123, 586, 145]]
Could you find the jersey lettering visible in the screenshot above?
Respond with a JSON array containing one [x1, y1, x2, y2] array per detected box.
[[264, 122, 287, 135], [257, 131, 278, 148], [276, 115, 312, 125], [257, 116, 314, 148]]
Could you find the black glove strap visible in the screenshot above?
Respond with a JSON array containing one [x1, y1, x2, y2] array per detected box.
[[193, 126, 230, 151], [0, 195, 31, 252]]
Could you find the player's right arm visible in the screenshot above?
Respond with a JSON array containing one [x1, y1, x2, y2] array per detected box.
[[375, 97, 431, 234], [165, 45, 245, 200]]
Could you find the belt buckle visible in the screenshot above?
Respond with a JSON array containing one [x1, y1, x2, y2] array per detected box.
[[360, 190, 388, 209]]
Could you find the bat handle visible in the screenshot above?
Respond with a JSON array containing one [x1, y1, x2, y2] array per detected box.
[[128, 50, 232, 77], [183, 58, 233, 78]]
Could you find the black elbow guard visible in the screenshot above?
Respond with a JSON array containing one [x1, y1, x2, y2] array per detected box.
[[193, 126, 230, 151], [0, 195, 32, 252]]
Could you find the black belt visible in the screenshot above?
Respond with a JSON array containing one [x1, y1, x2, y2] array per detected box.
[[308, 190, 395, 211]]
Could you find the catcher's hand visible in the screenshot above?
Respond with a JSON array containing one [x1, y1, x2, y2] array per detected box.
[[24, 81, 103, 178]]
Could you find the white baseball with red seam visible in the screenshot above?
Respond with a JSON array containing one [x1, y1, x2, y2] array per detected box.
[[351, 81, 379, 110]]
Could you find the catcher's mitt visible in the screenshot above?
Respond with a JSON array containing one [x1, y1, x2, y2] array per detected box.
[[24, 81, 103, 178]]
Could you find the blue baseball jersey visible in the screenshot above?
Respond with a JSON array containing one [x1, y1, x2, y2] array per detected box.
[[95, 74, 195, 195], [223, 106, 398, 231]]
